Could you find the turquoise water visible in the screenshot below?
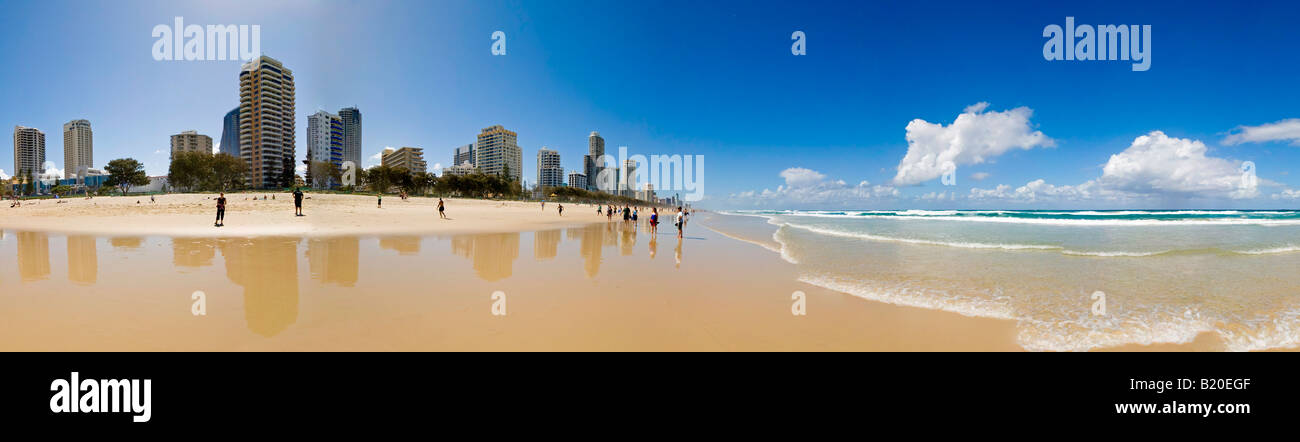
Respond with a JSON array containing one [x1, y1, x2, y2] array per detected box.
[[709, 210, 1300, 352]]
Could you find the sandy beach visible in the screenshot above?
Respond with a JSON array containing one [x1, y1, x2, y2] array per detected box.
[[0, 193, 600, 237]]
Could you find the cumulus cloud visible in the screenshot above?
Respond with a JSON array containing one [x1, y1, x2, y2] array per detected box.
[[779, 167, 826, 187], [1097, 131, 1258, 199], [970, 131, 1264, 202], [1273, 189, 1300, 200], [39, 162, 64, 183], [1223, 118, 1300, 145], [892, 103, 1054, 186], [0, 169, 9, 180], [367, 150, 384, 167], [295, 161, 307, 176], [969, 172, 990, 181], [729, 167, 897, 207]]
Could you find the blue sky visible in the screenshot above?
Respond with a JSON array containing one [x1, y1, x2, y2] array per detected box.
[[3, 0, 1299, 209]]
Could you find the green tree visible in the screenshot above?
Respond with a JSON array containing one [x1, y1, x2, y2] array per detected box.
[[278, 156, 296, 189], [210, 153, 249, 191], [168, 151, 210, 192], [104, 158, 151, 195]]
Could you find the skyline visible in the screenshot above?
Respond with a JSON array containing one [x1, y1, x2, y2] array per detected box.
[[3, 0, 1300, 208]]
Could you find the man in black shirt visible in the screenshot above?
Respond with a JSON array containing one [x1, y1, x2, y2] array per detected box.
[[293, 188, 305, 216], [215, 193, 227, 227]]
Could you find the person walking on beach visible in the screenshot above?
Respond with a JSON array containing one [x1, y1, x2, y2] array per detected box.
[[377, 194, 383, 208], [632, 208, 638, 224], [215, 193, 227, 227], [438, 198, 447, 219], [293, 187, 305, 216], [650, 208, 659, 234], [558, 203, 564, 216], [675, 206, 685, 239], [622, 206, 630, 222]]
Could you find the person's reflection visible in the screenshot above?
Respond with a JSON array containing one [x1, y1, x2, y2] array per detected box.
[[674, 236, 682, 269], [307, 237, 359, 287], [172, 238, 216, 268], [449, 232, 520, 282], [220, 238, 300, 337], [620, 222, 636, 256], [534, 229, 560, 261], [17, 231, 50, 282], [649, 231, 657, 259], [579, 223, 604, 278], [66, 235, 98, 284], [379, 236, 421, 255]]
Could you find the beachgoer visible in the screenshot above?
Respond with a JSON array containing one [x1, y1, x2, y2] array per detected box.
[[558, 204, 564, 216], [215, 193, 227, 227], [438, 198, 447, 219], [675, 206, 684, 238], [293, 187, 304, 216]]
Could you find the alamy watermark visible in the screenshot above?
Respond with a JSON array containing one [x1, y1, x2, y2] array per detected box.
[[1043, 17, 1151, 71], [591, 146, 705, 201], [152, 17, 260, 61]]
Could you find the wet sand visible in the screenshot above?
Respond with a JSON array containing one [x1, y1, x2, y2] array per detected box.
[[0, 220, 1024, 351]]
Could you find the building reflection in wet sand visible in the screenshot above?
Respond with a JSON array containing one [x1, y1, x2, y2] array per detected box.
[[379, 236, 421, 255], [66, 235, 97, 284], [450, 232, 520, 282], [307, 237, 359, 287], [219, 237, 300, 337], [533, 229, 560, 261], [110, 237, 143, 249], [17, 231, 50, 282], [172, 238, 217, 268], [578, 223, 604, 278]]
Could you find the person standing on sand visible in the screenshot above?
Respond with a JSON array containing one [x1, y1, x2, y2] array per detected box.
[[675, 206, 684, 239], [377, 194, 382, 208], [438, 198, 447, 219], [215, 193, 227, 227], [293, 187, 305, 216], [650, 208, 658, 234], [558, 203, 564, 216]]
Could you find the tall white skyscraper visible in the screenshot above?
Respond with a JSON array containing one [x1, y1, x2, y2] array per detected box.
[[476, 125, 521, 183], [307, 111, 344, 187], [63, 119, 92, 178], [536, 147, 562, 189], [584, 131, 605, 192]]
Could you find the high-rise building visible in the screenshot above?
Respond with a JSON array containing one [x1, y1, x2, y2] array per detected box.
[[239, 55, 296, 188], [306, 111, 344, 187], [339, 106, 362, 169], [475, 125, 521, 183], [443, 162, 478, 177], [536, 147, 563, 189], [220, 107, 240, 157], [170, 130, 213, 159], [453, 143, 475, 167], [584, 131, 605, 191], [13, 126, 45, 177], [567, 171, 587, 189], [63, 120, 92, 178], [381, 147, 427, 173], [621, 159, 638, 197]]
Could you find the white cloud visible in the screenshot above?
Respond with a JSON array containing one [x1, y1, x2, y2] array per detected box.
[[1223, 118, 1300, 145], [0, 169, 9, 180], [366, 150, 384, 167], [779, 167, 825, 187], [969, 172, 990, 181], [729, 167, 896, 207], [39, 162, 63, 183], [1273, 189, 1300, 200], [970, 131, 1264, 202], [892, 103, 1054, 186], [294, 161, 307, 176], [1097, 131, 1258, 199], [431, 162, 443, 173]]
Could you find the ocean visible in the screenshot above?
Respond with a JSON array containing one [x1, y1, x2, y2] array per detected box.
[[709, 209, 1300, 351]]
